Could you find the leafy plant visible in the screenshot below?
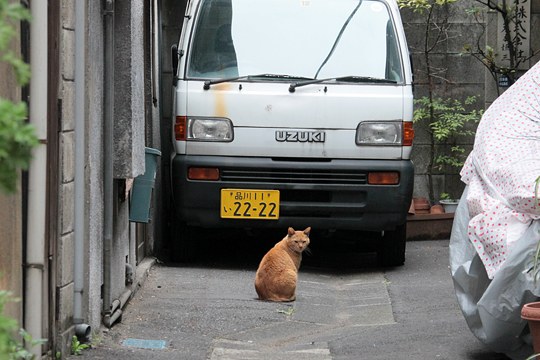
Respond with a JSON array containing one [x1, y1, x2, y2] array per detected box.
[[413, 96, 483, 201], [462, 0, 538, 95], [0, 0, 37, 194], [399, 0, 484, 202], [439, 192, 451, 201], [71, 335, 89, 356], [0, 290, 44, 359]]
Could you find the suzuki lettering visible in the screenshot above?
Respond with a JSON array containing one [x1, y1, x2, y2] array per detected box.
[[275, 131, 326, 143]]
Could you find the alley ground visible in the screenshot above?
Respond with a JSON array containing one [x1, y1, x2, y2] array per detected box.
[[76, 232, 513, 359]]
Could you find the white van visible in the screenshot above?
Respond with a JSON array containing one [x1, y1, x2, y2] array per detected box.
[[170, 0, 415, 265]]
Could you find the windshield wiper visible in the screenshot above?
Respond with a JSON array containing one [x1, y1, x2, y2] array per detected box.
[[336, 76, 398, 84], [288, 75, 397, 93], [204, 75, 253, 90], [314, 0, 363, 79], [204, 74, 312, 90]]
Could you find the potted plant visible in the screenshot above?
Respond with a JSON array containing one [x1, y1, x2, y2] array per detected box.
[[439, 192, 459, 213]]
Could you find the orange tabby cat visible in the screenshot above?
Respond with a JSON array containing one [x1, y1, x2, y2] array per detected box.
[[254, 227, 311, 302]]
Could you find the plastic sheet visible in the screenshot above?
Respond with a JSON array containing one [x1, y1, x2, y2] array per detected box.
[[450, 188, 540, 358], [460, 61, 540, 279], [449, 61, 540, 358]]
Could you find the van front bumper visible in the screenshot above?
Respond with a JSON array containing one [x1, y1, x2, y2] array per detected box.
[[171, 155, 414, 231]]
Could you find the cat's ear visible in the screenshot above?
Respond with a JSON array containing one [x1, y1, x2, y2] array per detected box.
[[304, 227, 311, 236], [288, 227, 295, 236]]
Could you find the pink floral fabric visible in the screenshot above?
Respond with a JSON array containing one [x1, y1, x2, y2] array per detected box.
[[461, 61, 540, 279]]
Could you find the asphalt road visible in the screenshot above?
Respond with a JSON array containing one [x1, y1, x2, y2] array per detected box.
[[76, 234, 513, 360]]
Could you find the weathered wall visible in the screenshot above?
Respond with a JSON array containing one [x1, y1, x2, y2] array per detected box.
[[0, 15, 23, 332], [113, 0, 146, 179], [401, 0, 486, 202], [56, 0, 76, 354], [402, 0, 539, 202]]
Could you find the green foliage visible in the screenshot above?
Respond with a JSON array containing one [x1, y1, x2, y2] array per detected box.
[[0, 99, 38, 193], [439, 192, 451, 200], [461, 0, 538, 91], [0, 0, 31, 85], [0, 291, 19, 357], [398, 0, 457, 13], [414, 96, 482, 172], [0, 290, 44, 359], [0, 0, 36, 194], [71, 335, 89, 356]]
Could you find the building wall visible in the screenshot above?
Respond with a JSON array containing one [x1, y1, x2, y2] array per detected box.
[[55, 0, 76, 355], [53, 0, 149, 355], [0, 6, 23, 336], [402, 0, 540, 202]]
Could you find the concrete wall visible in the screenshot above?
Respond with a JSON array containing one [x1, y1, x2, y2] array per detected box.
[[402, 0, 540, 202], [54, 0, 149, 355], [56, 0, 76, 353], [113, 0, 146, 179], [85, 0, 106, 335], [400, 0, 486, 202]]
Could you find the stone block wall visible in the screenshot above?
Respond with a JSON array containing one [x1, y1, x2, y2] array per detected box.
[[56, 0, 76, 355], [401, 0, 540, 202]]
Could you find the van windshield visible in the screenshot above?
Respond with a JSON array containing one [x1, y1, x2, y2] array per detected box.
[[186, 0, 404, 83]]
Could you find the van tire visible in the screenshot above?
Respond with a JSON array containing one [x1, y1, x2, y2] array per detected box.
[[170, 220, 197, 263], [377, 223, 406, 267]]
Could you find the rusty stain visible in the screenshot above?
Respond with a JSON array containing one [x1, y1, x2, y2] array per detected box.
[[213, 83, 231, 117]]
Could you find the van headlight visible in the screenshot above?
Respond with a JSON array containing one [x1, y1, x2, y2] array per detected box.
[[356, 122, 402, 145], [188, 117, 234, 142]]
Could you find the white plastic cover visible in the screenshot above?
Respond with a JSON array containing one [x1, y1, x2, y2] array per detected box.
[[450, 61, 540, 358]]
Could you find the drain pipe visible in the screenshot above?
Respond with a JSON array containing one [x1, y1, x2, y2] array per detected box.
[[102, 0, 115, 325], [25, 0, 47, 356], [73, 0, 91, 338], [103, 289, 132, 328]]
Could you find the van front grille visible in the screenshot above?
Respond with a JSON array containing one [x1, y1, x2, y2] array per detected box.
[[220, 168, 367, 185]]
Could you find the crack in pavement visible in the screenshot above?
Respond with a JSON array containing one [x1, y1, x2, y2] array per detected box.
[[210, 271, 393, 359]]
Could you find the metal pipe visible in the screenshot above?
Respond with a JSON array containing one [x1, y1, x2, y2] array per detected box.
[[25, 0, 48, 356], [103, 289, 131, 328], [74, 323, 91, 343], [74, 0, 87, 326], [103, 309, 122, 329], [102, 0, 115, 319]]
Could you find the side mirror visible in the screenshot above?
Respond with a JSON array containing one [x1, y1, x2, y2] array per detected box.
[[171, 44, 179, 86]]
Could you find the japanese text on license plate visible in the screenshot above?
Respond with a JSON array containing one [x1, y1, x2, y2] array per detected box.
[[220, 189, 279, 219]]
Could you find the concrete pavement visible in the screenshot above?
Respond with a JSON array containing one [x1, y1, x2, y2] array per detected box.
[[75, 238, 512, 359]]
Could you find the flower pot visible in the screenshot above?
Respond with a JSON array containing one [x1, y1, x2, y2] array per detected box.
[[413, 197, 431, 214], [439, 199, 459, 213], [430, 204, 444, 214], [521, 302, 540, 354]]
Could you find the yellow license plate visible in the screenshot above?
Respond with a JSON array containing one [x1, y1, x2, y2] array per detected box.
[[221, 189, 280, 220]]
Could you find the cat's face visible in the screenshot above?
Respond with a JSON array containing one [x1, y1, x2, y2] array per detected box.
[[286, 227, 311, 253]]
